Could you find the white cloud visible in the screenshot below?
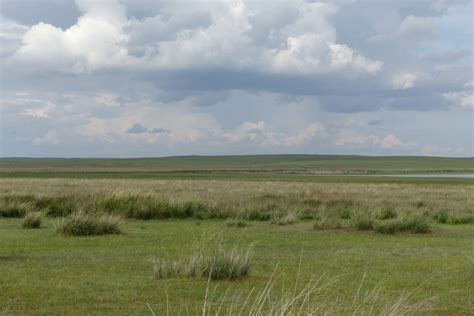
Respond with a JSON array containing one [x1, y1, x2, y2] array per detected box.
[[12, 0, 133, 73], [271, 33, 382, 75], [464, 81, 474, 89], [33, 130, 61, 145], [335, 131, 409, 150], [392, 72, 428, 90], [8, 0, 381, 76], [444, 91, 474, 109]]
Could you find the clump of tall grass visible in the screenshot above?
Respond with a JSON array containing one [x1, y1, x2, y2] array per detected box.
[[374, 216, 430, 234], [153, 255, 200, 279], [0, 201, 33, 218], [433, 211, 449, 223], [22, 211, 42, 229], [153, 244, 253, 281], [377, 207, 397, 220], [271, 212, 298, 225], [34, 197, 76, 217], [56, 211, 122, 236], [201, 244, 253, 281], [337, 209, 353, 220], [352, 215, 375, 231], [447, 215, 474, 224], [313, 215, 343, 230]]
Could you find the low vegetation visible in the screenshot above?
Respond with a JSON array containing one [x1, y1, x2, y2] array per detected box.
[[55, 212, 122, 236], [374, 216, 431, 234], [21, 211, 42, 229], [153, 244, 253, 281]]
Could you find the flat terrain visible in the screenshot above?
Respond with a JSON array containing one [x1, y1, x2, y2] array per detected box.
[[1, 219, 473, 315], [1, 155, 473, 173], [0, 156, 473, 314]]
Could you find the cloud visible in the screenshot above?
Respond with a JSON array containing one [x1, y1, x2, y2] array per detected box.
[[443, 92, 474, 109], [391, 72, 429, 90], [126, 123, 147, 134], [1, 0, 472, 157], [33, 130, 61, 145], [8, 0, 381, 77], [126, 123, 171, 134], [334, 131, 411, 150], [11, 0, 132, 73]]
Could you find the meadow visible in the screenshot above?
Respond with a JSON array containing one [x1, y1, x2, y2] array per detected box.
[[0, 156, 473, 314]]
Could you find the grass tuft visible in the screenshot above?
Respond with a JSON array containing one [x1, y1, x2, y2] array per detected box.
[[313, 216, 343, 230], [272, 212, 298, 225], [22, 211, 42, 229], [153, 244, 253, 281], [56, 212, 122, 236], [377, 208, 397, 220], [374, 216, 430, 234], [201, 244, 253, 281], [353, 216, 375, 231]]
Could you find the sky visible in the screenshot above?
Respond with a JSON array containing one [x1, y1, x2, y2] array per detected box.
[[0, 0, 472, 158]]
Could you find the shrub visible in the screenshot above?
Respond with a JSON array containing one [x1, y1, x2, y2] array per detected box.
[[56, 212, 122, 236], [353, 216, 374, 231], [22, 212, 42, 229], [313, 216, 343, 230], [201, 245, 253, 281], [377, 208, 397, 220]]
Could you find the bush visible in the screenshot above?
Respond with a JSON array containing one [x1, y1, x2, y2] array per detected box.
[[22, 212, 42, 229], [353, 216, 374, 231], [374, 216, 430, 234], [56, 212, 122, 236], [377, 208, 397, 220]]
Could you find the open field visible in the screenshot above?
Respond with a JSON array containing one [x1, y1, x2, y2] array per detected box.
[[1, 155, 474, 173], [1, 174, 473, 315]]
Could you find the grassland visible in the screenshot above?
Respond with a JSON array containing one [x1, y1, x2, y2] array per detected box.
[[1, 154, 473, 173], [0, 156, 473, 314]]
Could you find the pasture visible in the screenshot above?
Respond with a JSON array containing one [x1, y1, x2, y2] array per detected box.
[[0, 156, 473, 314]]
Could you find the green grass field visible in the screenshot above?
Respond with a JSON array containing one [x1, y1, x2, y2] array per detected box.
[[1, 155, 473, 173], [1, 156, 473, 314]]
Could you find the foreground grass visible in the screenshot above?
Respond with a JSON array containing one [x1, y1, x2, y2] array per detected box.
[[1, 219, 473, 314]]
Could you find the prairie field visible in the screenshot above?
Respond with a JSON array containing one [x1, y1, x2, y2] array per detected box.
[[1, 157, 473, 315]]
